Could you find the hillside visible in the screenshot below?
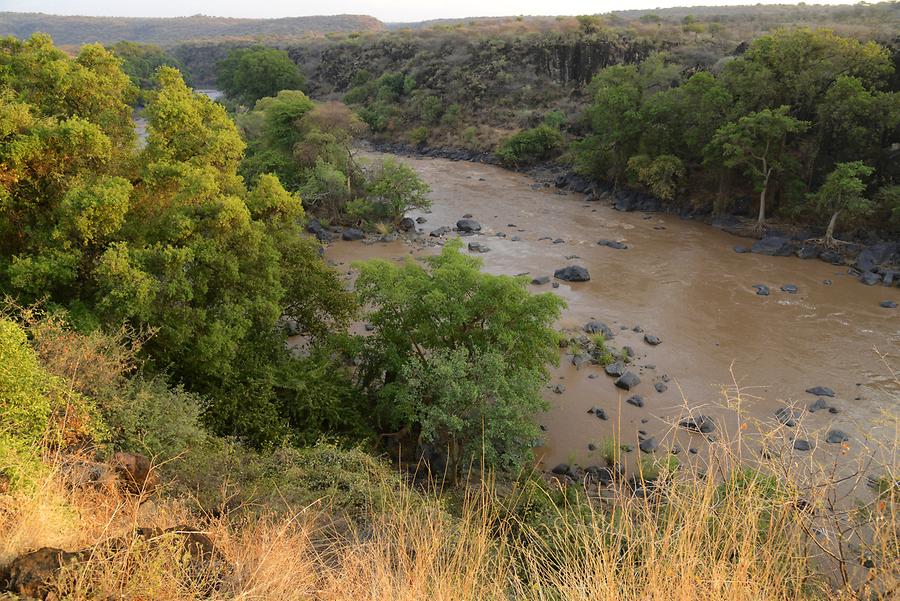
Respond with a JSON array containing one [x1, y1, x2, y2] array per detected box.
[[0, 12, 385, 46]]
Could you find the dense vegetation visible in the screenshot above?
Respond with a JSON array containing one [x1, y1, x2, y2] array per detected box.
[[216, 46, 305, 106], [575, 29, 900, 238], [0, 16, 898, 600], [0, 33, 556, 472]]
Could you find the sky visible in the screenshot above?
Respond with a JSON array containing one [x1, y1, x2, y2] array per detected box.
[[0, 1, 854, 23]]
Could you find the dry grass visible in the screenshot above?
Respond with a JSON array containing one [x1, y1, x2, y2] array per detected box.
[[1, 362, 897, 600]]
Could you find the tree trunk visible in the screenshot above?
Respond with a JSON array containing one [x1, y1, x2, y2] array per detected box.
[[757, 167, 773, 227], [825, 211, 839, 246]]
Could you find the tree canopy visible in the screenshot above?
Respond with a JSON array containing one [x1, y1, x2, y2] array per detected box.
[[217, 46, 305, 105]]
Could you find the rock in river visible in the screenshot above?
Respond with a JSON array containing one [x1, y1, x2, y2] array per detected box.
[[654, 382, 668, 393], [615, 371, 641, 390], [752, 284, 770, 296], [806, 386, 835, 398], [626, 395, 644, 408], [430, 226, 451, 237], [398, 217, 416, 231], [679, 415, 715, 434], [456, 218, 482, 233], [605, 361, 626, 377], [751, 237, 793, 256], [825, 429, 850, 444], [734, 245, 750, 254], [639, 437, 658, 453], [793, 439, 812, 451], [643, 334, 661, 346], [554, 265, 590, 282], [881, 300, 897, 309], [467, 241, 490, 253], [584, 321, 613, 338], [598, 239, 628, 250], [781, 284, 798, 294], [531, 275, 550, 285]]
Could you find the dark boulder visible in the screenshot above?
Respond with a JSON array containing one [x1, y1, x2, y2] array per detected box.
[[793, 439, 812, 451], [467, 241, 490, 253], [808, 398, 830, 413], [456, 219, 481, 233], [0, 547, 86, 599], [598, 239, 628, 250], [806, 386, 835, 398], [605, 361, 626, 377], [643, 334, 661, 346], [781, 284, 798, 294], [797, 244, 821, 259], [752, 284, 770, 296], [551, 463, 570, 476], [342, 228, 364, 241], [775, 407, 798, 427], [429, 226, 451, 237], [856, 243, 898, 273], [531, 275, 550, 285], [398, 217, 416, 232], [416, 216, 427, 224], [584, 321, 613, 338], [614, 372, 641, 390], [654, 382, 668, 393], [306, 219, 332, 242], [860, 271, 882, 286], [881, 300, 898, 309], [639, 437, 658, 453], [751, 237, 793, 256], [825, 429, 850, 444], [554, 265, 590, 282], [679, 415, 715, 434], [626, 395, 644, 408], [819, 249, 843, 264]]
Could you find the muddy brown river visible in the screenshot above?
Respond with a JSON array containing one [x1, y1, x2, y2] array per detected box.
[[325, 153, 899, 469]]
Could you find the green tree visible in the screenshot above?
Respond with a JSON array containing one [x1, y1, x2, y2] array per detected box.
[[109, 41, 188, 92], [217, 46, 305, 106], [364, 158, 432, 222], [707, 106, 810, 226], [809, 161, 875, 245], [354, 239, 565, 475], [627, 154, 685, 201]]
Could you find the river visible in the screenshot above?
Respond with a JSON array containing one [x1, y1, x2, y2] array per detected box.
[[324, 152, 899, 469]]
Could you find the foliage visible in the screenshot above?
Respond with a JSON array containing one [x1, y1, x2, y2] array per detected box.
[[217, 46, 305, 105], [109, 41, 188, 92], [808, 161, 875, 243], [627, 154, 684, 201], [354, 240, 565, 474], [363, 158, 432, 222], [496, 124, 563, 166], [0, 37, 357, 448]]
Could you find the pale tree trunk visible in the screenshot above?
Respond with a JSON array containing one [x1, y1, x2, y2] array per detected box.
[[825, 210, 840, 246], [757, 165, 773, 227]]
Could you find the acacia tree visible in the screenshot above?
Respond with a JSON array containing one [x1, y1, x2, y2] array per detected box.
[[707, 106, 809, 227], [354, 239, 565, 476], [810, 161, 874, 245]]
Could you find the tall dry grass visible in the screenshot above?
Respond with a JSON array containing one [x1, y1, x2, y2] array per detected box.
[[1, 362, 897, 600]]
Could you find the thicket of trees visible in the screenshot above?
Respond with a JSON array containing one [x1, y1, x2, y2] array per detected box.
[[217, 46, 306, 106], [1, 34, 560, 476], [575, 29, 900, 239]]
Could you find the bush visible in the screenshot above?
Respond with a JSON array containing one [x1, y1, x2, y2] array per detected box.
[[496, 125, 564, 166], [409, 126, 429, 146]]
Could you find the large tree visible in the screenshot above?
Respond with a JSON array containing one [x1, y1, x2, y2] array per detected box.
[[707, 106, 809, 227], [354, 239, 565, 475], [809, 161, 875, 245], [217, 46, 305, 106]]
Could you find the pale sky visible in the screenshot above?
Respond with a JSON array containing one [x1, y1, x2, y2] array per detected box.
[[0, 1, 855, 23]]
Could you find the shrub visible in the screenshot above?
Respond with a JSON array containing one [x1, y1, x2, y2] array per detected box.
[[409, 126, 429, 145], [496, 124, 564, 166]]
